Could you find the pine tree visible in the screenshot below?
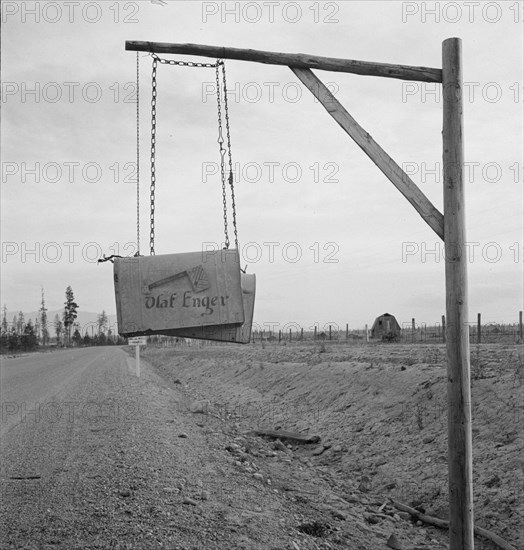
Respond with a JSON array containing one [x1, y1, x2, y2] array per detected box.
[[1, 305, 8, 334], [97, 310, 108, 335], [0, 305, 8, 352], [8, 325, 20, 352], [40, 287, 49, 346], [54, 313, 63, 346], [63, 286, 78, 347], [34, 317, 41, 345], [21, 320, 37, 351], [72, 328, 82, 346], [17, 311, 25, 335]]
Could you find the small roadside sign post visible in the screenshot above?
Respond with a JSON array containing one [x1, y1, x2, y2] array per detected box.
[[128, 337, 147, 377]]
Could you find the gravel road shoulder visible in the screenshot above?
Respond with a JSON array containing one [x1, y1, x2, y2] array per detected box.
[[1, 346, 380, 549]]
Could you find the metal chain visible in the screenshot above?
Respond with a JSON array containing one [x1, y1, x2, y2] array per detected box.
[[216, 61, 230, 249], [147, 53, 234, 254], [150, 55, 158, 256], [152, 53, 219, 69], [221, 62, 239, 250], [136, 52, 140, 255]]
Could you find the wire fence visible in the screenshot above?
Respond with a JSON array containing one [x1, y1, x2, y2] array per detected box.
[[145, 311, 523, 347]]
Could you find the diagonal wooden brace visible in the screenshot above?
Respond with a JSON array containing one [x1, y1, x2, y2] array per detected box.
[[291, 67, 444, 240]]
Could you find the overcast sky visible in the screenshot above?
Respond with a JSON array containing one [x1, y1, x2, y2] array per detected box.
[[1, 0, 523, 332]]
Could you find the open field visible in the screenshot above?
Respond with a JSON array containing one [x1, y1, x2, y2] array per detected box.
[[141, 341, 524, 550]]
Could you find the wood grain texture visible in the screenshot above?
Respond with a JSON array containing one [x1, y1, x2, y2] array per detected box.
[[291, 67, 444, 239], [126, 41, 442, 83], [442, 37, 474, 550]]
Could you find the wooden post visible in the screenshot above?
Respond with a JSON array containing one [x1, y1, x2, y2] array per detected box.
[[300, 327, 304, 341], [477, 313, 481, 344], [289, 328, 292, 342], [329, 325, 332, 341], [365, 324, 369, 342], [314, 326, 317, 341], [520, 311, 523, 342], [442, 315, 446, 343], [443, 37, 474, 550], [346, 323, 349, 341], [412, 318, 416, 343]]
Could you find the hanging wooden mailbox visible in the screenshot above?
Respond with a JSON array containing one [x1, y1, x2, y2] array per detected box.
[[166, 273, 256, 344], [114, 249, 244, 336]]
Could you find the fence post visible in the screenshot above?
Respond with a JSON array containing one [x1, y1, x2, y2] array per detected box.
[[365, 324, 369, 342], [300, 327, 304, 341], [346, 323, 349, 341], [329, 325, 332, 341], [278, 330, 282, 342], [314, 326, 317, 341], [519, 311, 523, 342], [477, 313, 481, 344], [442, 315, 446, 343], [289, 328, 292, 342], [412, 318, 416, 343]]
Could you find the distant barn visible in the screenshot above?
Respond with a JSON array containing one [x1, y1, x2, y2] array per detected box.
[[371, 313, 401, 341]]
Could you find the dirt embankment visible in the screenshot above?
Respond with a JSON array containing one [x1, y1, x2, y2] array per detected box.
[[143, 341, 523, 550]]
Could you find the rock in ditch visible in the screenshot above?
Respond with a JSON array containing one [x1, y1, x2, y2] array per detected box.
[[358, 475, 371, 493], [330, 509, 346, 520], [273, 438, 288, 452], [190, 401, 209, 414], [386, 533, 403, 549]]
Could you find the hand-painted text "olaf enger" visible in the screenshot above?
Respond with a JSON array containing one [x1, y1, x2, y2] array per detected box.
[[144, 291, 230, 316]]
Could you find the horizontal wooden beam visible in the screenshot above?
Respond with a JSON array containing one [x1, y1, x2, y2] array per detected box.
[[126, 41, 442, 83], [291, 67, 444, 239]]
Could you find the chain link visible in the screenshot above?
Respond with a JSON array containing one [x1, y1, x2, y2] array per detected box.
[[136, 52, 140, 255], [216, 61, 230, 249], [150, 55, 158, 255], [152, 53, 219, 69], [147, 54, 238, 254], [221, 62, 239, 250]]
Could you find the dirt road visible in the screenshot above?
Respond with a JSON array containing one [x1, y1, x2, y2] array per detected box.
[[0, 347, 377, 549], [1, 344, 520, 550]]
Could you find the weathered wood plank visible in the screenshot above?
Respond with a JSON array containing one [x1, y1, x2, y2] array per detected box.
[[442, 37, 474, 550], [290, 67, 444, 239], [126, 41, 442, 83]]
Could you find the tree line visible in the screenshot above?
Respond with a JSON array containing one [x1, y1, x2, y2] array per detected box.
[[0, 286, 126, 354]]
